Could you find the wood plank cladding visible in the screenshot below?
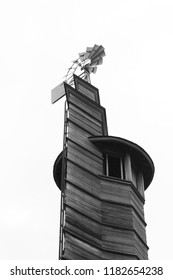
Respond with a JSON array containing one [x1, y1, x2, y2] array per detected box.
[[57, 77, 150, 260], [68, 92, 102, 120], [101, 202, 146, 243], [100, 176, 145, 220], [69, 106, 103, 134], [63, 233, 141, 260], [64, 181, 102, 222], [68, 122, 103, 157], [69, 103, 102, 129], [66, 161, 101, 197], [75, 84, 96, 102], [67, 140, 103, 174], [64, 165, 148, 259], [74, 74, 100, 104], [64, 82, 108, 136]]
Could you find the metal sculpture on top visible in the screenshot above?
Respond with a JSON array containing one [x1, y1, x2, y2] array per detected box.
[[51, 44, 105, 104], [65, 44, 106, 85]]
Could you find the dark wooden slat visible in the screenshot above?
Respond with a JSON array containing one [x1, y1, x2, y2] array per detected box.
[[69, 103, 103, 127], [102, 226, 148, 257], [134, 234, 148, 260], [65, 206, 102, 245], [62, 249, 86, 260], [68, 94, 102, 120], [102, 251, 138, 260], [132, 210, 147, 243], [76, 83, 96, 101], [67, 139, 103, 163], [64, 233, 102, 260], [66, 161, 101, 196], [100, 178, 145, 220], [69, 114, 102, 136], [67, 152, 102, 174], [68, 122, 103, 157], [64, 182, 101, 222], [102, 202, 133, 228], [63, 232, 139, 260], [102, 226, 135, 254], [67, 142, 103, 174], [69, 108, 103, 134]]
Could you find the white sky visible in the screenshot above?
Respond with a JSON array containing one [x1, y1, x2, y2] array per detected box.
[[0, 0, 173, 260]]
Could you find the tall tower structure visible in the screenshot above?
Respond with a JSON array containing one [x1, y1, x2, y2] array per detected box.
[[52, 45, 154, 260]]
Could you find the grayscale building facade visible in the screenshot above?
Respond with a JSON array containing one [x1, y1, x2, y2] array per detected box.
[[53, 74, 154, 260]]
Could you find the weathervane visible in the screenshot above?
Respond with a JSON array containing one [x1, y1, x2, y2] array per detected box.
[[51, 44, 105, 104], [65, 44, 106, 85]]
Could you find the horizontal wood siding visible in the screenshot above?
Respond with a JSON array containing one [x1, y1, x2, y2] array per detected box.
[[134, 234, 148, 260], [69, 114, 102, 136], [59, 86, 148, 260], [65, 206, 147, 257], [132, 210, 147, 243], [65, 206, 102, 246], [102, 227, 148, 259], [63, 233, 102, 260], [66, 161, 101, 197], [63, 232, 138, 260], [101, 202, 147, 244], [102, 226, 136, 255], [102, 251, 138, 260], [64, 182, 101, 222], [77, 83, 96, 101], [131, 190, 144, 220], [64, 162, 148, 259], [69, 107, 103, 134], [100, 177, 145, 220], [102, 202, 133, 228], [68, 94, 102, 120], [69, 103, 103, 128], [68, 122, 103, 157], [67, 140, 103, 174]]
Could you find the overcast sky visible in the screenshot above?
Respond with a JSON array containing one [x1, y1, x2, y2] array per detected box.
[[0, 0, 173, 260]]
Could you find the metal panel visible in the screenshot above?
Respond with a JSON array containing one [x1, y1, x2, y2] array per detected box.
[[51, 82, 65, 104]]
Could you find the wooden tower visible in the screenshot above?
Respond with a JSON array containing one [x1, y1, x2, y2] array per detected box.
[[52, 74, 154, 260]]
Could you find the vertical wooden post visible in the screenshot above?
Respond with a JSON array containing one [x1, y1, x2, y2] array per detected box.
[[125, 153, 132, 182], [138, 172, 145, 198], [120, 157, 124, 179], [105, 154, 109, 176]]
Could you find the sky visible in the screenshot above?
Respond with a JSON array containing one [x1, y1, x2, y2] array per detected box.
[[0, 0, 173, 260]]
